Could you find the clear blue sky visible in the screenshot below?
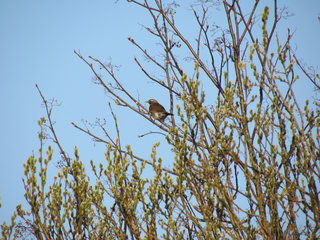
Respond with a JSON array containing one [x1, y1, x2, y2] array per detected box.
[[0, 0, 319, 225]]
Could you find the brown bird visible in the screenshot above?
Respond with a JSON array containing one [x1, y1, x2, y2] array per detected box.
[[146, 99, 173, 122]]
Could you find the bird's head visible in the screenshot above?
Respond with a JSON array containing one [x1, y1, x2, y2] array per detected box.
[[146, 99, 159, 105]]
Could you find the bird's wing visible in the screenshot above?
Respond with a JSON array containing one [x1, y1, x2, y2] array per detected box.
[[150, 103, 166, 112]]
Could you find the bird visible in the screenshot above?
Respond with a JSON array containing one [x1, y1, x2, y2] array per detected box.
[[146, 99, 173, 122]]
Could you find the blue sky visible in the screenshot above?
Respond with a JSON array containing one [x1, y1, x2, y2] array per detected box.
[[0, 0, 319, 225]]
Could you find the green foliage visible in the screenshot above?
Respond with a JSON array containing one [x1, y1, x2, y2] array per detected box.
[[1, 1, 320, 239]]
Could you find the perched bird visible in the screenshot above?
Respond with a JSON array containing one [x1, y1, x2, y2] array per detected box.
[[146, 99, 173, 122]]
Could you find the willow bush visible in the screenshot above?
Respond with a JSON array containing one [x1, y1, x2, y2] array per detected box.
[[1, 0, 320, 239]]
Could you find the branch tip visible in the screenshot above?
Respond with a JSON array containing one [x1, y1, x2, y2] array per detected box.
[[128, 37, 134, 43]]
